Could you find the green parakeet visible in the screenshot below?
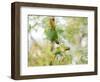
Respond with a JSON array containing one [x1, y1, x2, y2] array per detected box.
[[45, 17, 59, 44], [54, 44, 70, 56]]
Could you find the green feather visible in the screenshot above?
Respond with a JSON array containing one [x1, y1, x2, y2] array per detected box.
[[45, 28, 58, 42]]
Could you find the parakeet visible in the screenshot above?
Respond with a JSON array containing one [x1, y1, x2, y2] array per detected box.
[[45, 17, 70, 55], [45, 17, 59, 44], [54, 43, 70, 56]]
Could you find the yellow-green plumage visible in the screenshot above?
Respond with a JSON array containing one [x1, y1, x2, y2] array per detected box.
[[45, 17, 59, 43]]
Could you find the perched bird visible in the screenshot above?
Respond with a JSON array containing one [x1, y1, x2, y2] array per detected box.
[[45, 17, 59, 44], [45, 17, 70, 54], [54, 43, 70, 56]]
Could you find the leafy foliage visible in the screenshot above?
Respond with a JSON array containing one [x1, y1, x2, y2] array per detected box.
[[28, 15, 88, 66]]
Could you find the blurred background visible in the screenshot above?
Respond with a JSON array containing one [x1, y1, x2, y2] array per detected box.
[[28, 16, 88, 66]]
